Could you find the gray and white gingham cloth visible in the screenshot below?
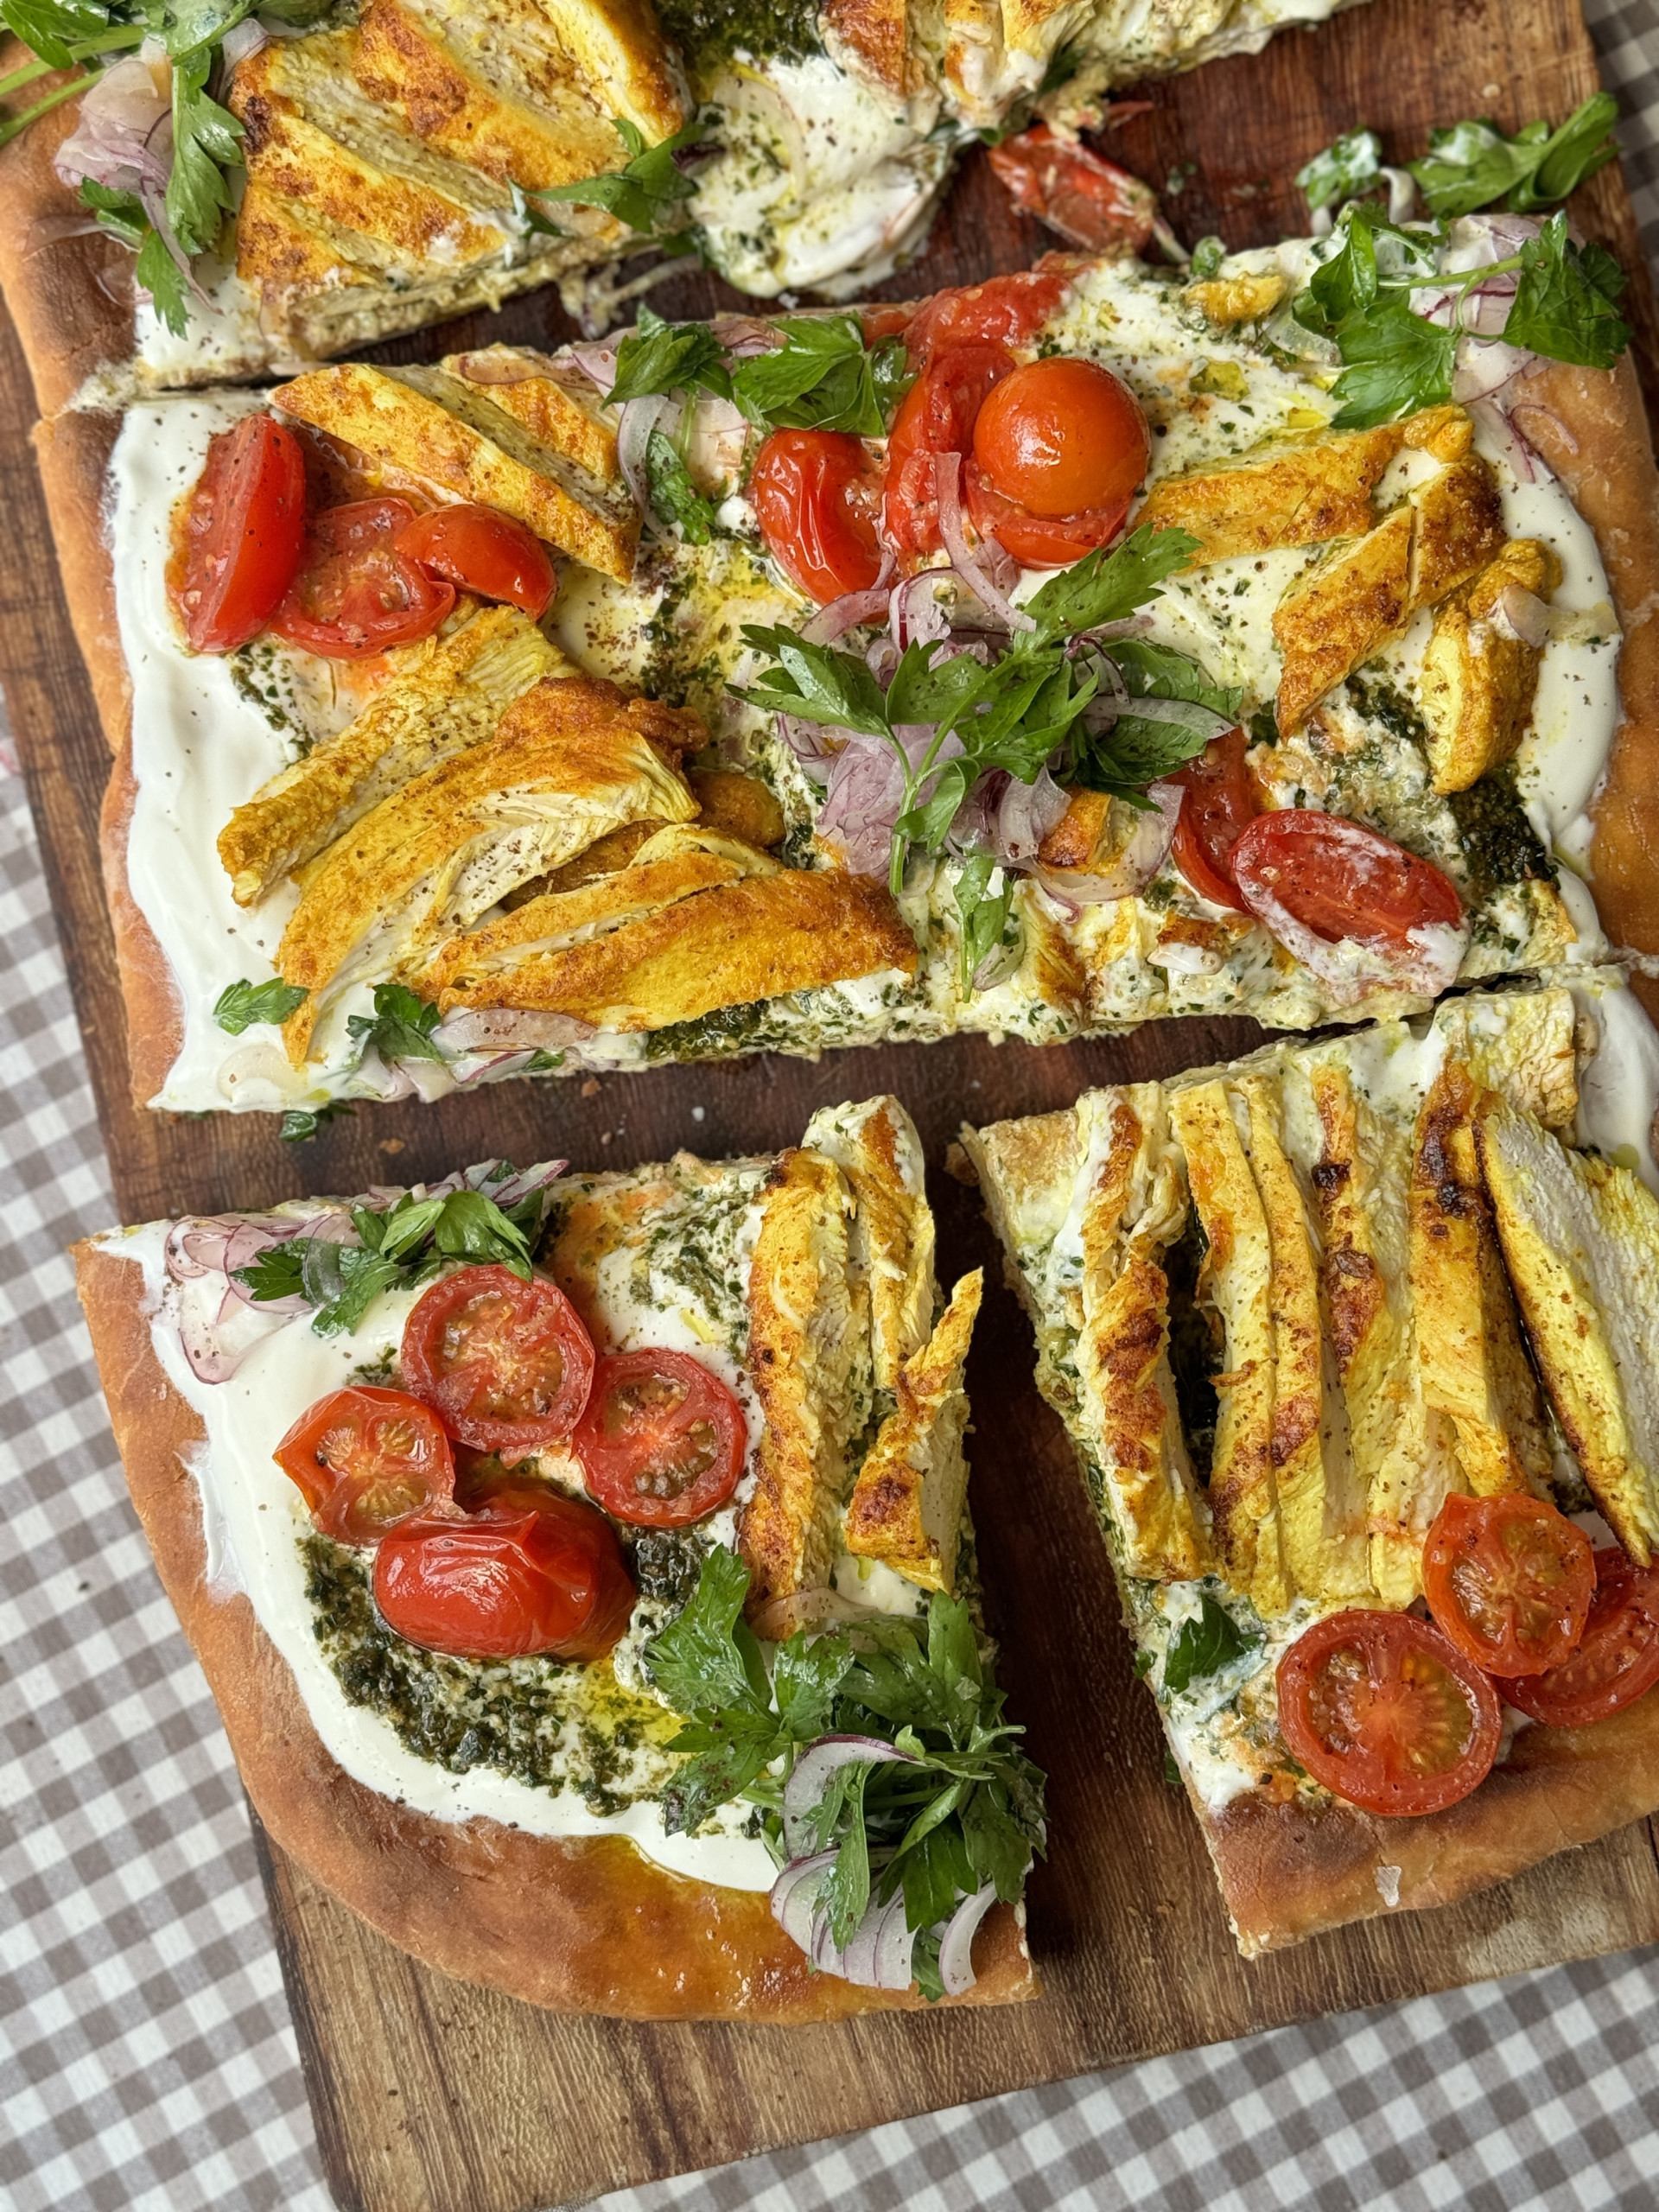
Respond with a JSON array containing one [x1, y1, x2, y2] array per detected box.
[[7, 10, 1659, 2196]]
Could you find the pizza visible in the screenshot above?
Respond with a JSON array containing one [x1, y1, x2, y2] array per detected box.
[[0, 0, 1360, 410], [961, 972, 1659, 1951], [73, 1094, 1044, 2017], [36, 207, 1658, 1116]]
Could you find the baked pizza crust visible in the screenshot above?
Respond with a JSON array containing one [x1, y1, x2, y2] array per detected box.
[[1201, 1689, 1659, 1956], [73, 1238, 1036, 2020], [0, 74, 137, 418]]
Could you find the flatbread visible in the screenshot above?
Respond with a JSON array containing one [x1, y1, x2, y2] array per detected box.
[[73, 1236, 1036, 2020]]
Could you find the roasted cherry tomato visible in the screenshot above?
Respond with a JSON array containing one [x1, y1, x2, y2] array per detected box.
[[270, 497, 455, 659], [274, 1386, 455, 1547], [1230, 810, 1465, 953], [175, 414, 308, 654], [393, 504, 556, 619], [1505, 1550, 1659, 1729], [573, 1349, 747, 1528], [1276, 1609, 1503, 1817], [882, 342, 1014, 558], [987, 124, 1158, 255], [903, 270, 1071, 361], [972, 357, 1149, 520], [751, 429, 883, 604], [1422, 1493, 1595, 1677], [1168, 726, 1258, 911], [401, 1264, 596, 1457], [373, 1487, 634, 1660], [963, 462, 1133, 568]]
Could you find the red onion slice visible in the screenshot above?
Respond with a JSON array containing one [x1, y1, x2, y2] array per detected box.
[[783, 1735, 919, 1857], [566, 340, 620, 389], [1492, 583, 1550, 648], [616, 394, 677, 512], [434, 1009, 596, 1054], [54, 57, 169, 196], [890, 570, 952, 650], [938, 1882, 998, 1997], [770, 1852, 836, 1952], [802, 585, 894, 645], [992, 766, 1070, 868], [219, 18, 268, 67], [934, 455, 1033, 633]]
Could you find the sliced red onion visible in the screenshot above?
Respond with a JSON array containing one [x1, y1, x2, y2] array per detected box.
[[802, 585, 894, 645], [934, 455, 1033, 633], [806, 1886, 917, 1989], [434, 1008, 596, 1054], [54, 56, 169, 196], [565, 340, 619, 388], [1452, 335, 1526, 406], [1381, 166, 1418, 225], [783, 1735, 920, 1857], [1467, 396, 1541, 485], [616, 394, 677, 512], [770, 1851, 836, 1952], [817, 734, 909, 876], [750, 1586, 868, 1641], [1033, 781, 1182, 906], [463, 1160, 566, 1207], [219, 18, 267, 67], [1113, 693, 1234, 744], [776, 710, 842, 764], [169, 1276, 296, 1382], [938, 1882, 998, 1997], [680, 386, 749, 495], [992, 766, 1070, 867], [891, 570, 952, 650], [1492, 584, 1551, 648], [711, 313, 784, 357]]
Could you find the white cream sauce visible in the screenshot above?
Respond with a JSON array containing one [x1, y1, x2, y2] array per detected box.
[[107, 1217, 779, 1891]]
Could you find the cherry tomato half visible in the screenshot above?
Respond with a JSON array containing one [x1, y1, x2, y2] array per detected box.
[[1230, 810, 1465, 953], [883, 342, 1014, 559], [987, 125, 1158, 256], [274, 1385, 455, 1547], [1505, 1550, 1659, 1729], [1422, 1493, 1595, 1677], [393, 504, 556, 619], [751, 429, 883, 604], [401, 1264, 596, 1457], [573, 1349, 747, 1528], [373, 1488, 635, 1660], [963, 462, 1133, 568], [1168, 725, 1258, 911], [175, 414, 308, 654], [1277, 1609, 1503, 1817], [270, 498, 455, 659], [903, 270, 1071, 362], [973, 358, 1149, 520]]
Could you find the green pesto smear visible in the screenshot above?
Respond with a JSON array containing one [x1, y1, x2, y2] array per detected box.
[[302, 1535, 680, 1816], [656, 0, 823, 72]]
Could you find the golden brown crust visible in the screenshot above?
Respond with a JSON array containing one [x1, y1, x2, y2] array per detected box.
[[1202, 1686, 1659, 1955], [74, 1239, 1035, 2019], [0, 70, 137, 416]]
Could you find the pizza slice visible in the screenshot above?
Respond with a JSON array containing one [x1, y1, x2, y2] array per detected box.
[[0, 0, 1363, 406], [961, 973, 1659, 1952], [74, 1096, 1043, 2018]]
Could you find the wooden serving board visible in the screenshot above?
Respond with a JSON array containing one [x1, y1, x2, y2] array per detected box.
[[6, 0, 1659, 2203]]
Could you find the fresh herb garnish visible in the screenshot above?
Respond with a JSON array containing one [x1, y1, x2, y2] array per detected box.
[[1408, 92, 1619, 219], [213, 976, 309, 1033], [346, 982, 445, 1065], [953, 851, 1014, 996], [645, 426, 718, 543], [1188, 233, 1227, 281], [235, 1176, 552, 1334], [280, 1100, 356, 1144], [645, 1549, 1045, 1984], [1161, 1591, 1258, 1694], [1296, 128, 1382, 213], [1068, 638, 1241, 798], [531, 115, 704, 246], [736, 524, 1200, 898], [729, 314, 912, 435], [607, 303, 733, 406], [1295, 200, 1629, 426]]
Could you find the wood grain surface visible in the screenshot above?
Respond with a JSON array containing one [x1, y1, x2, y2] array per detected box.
[[5, 0, 1659, 2206]]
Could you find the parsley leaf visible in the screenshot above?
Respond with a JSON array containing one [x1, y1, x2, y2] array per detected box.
[[213, 976, 308, 1033], [1111, 638, 1243, 722], [607, 305, 732, 406], [1504, 209, 1630, 369], [642, 1550, 1045, 1990], [645, 425, 718, 543], [1408, 93, 1619, 219], [1, 0, 108, 71], [280, 1100, 355, 1143], [953, 851, 1014, 996], [533, 115, 703, 239], [730, 315, 911, 435], [1328, 291, 1457, 428], [1161, 1592, 1259, 1694], [346, 982, 444, 1065], [135, 224, 189, 337], [735, 624, 893, 738], [1188, 234, 1226, 281], [1296, 127, 1382, 212], [77, 177, 146, 250], [165, 42, 241, 257], [1018, 524, 1200, 647]]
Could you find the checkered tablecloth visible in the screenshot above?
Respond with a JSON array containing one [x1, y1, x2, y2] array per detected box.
[[8, 10, 1659, 2202]]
